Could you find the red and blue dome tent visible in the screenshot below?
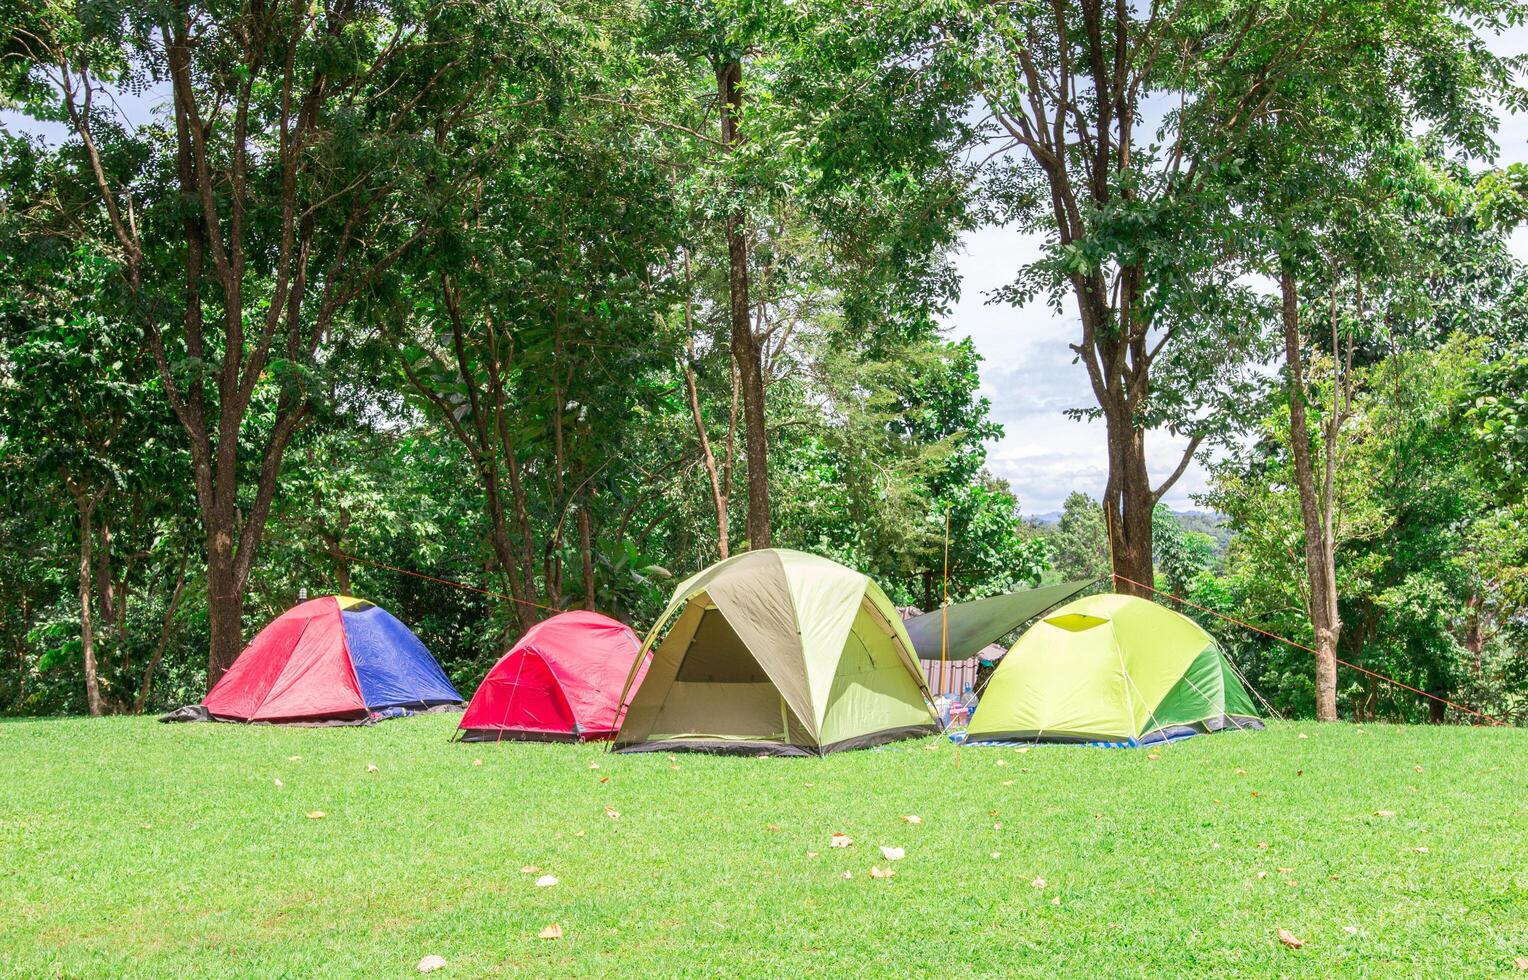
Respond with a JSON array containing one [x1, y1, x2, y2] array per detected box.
[[194, 596, 462, 724], [458, 611, 647, 742]]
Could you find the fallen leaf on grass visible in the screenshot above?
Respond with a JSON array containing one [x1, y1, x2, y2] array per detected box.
[[869, 866, 895, 879], [589, 761, 600, 770], [574, 830, 585, 838], [1256, 872, 1268, 879], [1235, 768, 1246, 776], [1343, 925, 1359, 935], [1256, 842, 1269, 849], [535, 875, 559, 887], [1514, 956, 1528, 970], [538, 923, 563, 940], [1412, 846, 1429, 854], [472, 759, 483, 767], [519, 865, 541, 874], [993, 822, 1003, 831], [1001, 780, 1014, 786], [879, 846, 905, 861], [1210, 842, 1221, 850], [1016, 746, 1030, 754], [1374, 810, 1395, 818], [1031, 876, 1047, 889], [806, 851, 819, 859], [305, 811, 325, 820], [766, 823, 781, 832], [417, 954, 447, 973], [1413, 765, 1423, 773], [1278, 928, 1305, 949], [1277, 867, 1294, 873], [1298, 733, 1308, 740], [840, 871, 853, 879], [830, 833, 853, 848], [1250, 791, 1261, 798], [604, 806, 620, 820], [1050, 896, 1061, 906], [990, 852, 1001, 859], [995, 759, 1008, 767], [599, 776, 609, 784], [273, 778, 284, 788], [901, 815, 922, 825], [1146, 753, 1160, 761], [366, 764, 379, 773], [287, 755, 302, 762], [669, 764, 680, 771]]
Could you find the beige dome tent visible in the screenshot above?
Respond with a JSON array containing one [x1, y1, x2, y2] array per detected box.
[[613, 549, 937, 755]]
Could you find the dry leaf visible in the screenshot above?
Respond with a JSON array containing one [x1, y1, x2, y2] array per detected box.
[[472, 759, 483, 767], [841, 870, 853, 879], [273, 778, 284, 788], [803, 782, 814, 788], [1235, 768, 1246, 775], [901, 815, 922, 825], [806, 851, 819, 858], [830, 833, 853, 848], [1050, 896, 1061, 906], [879, 846, 905, 861], [1030, 876, 1047, 889], [305, 811, 325, 820], [574, 830, 586, 838], [599, 776, 610, 784], [1297, 733, 1308, 740], [417, 954, 447, 973], [995, 759, 1008, 767], [669, 764, 680, 771], [1001, 780, 1014, 786], [1513, 956, 1528, 971], [869, 866, 895, 879], [1250, 791, 1261, 798], [1278, 928, 1305, 949], [1213, 798, 1222, 804], [1343, 925, 1358, 935], [1210, 842, 1221, 850], [534, 875, 559, 887], [990, 852, 1001, 859], [604, 806, 620, 820], [589, 761, 600, 770], [365, 763, 379, 773], [538, 923, 563, 940], [993, 822, 1003, 831], [287, 755, 302, 761], [1375, 810, 1395, 818], [1016, 746, 1030, 754], [1277, 867, 1294, 873], [519, 865, 541, 874], [766, 823, 781, 832], [1146, 753, 1160, 760], [1413, 765, 1423, 773], [1256, 871, 1268, 879], [1256, 842, 1269, 849], [1413, 846, 1429, 854]]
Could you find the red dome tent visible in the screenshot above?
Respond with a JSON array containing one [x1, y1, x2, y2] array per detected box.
[[458, 611, 647, 742]]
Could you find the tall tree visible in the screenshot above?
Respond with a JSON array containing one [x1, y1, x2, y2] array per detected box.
[[9, 0, 512, 681]]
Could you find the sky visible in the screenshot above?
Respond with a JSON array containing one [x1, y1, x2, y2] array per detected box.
[[950, 27, 1528, 515]]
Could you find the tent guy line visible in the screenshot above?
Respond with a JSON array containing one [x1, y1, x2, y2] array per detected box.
[[1110, 573, 1504, 727]]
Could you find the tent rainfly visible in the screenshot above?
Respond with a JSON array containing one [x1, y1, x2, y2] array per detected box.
[[966, 593, 1263, 746], [613, 549, 938, 755], [457, 611, 647, 742], [198, 596, 462, 724]]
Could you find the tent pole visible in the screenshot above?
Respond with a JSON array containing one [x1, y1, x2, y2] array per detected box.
[[940, 505, 950, 697]]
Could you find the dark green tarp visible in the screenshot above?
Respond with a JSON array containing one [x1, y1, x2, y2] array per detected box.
[[901, 579, 1095, 662]]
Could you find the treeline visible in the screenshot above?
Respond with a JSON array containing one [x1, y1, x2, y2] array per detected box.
[[1, 0, 1524, 722]]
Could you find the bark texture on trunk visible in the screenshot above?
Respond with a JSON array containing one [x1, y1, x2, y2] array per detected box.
[[1280, 268, 1340, 722], [716, 57, 771, 550], [71, 485, 105, 716]]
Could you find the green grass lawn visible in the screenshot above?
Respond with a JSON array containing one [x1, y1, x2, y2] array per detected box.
[[1, 715, 1523, 977]]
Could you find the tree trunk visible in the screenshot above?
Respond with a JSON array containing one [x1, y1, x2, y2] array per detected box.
[[1280, 268, 1340, 722], [205, 519, 244, 686], [578, 502, 596, 610], [716, 58, 771, 550], [136, 552, 189, 712], [72, 487, 105, 716], [1101, 410, 1156, 597], [683, 349, 730, 560]]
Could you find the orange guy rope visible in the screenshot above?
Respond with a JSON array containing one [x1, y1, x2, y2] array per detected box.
[[1111, 572, 1504, 727], [335, 551, 563, 614]]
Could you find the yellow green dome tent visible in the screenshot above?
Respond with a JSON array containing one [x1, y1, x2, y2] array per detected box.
[[966, 593, 1262, 746], [613, 549, 938, 755]]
